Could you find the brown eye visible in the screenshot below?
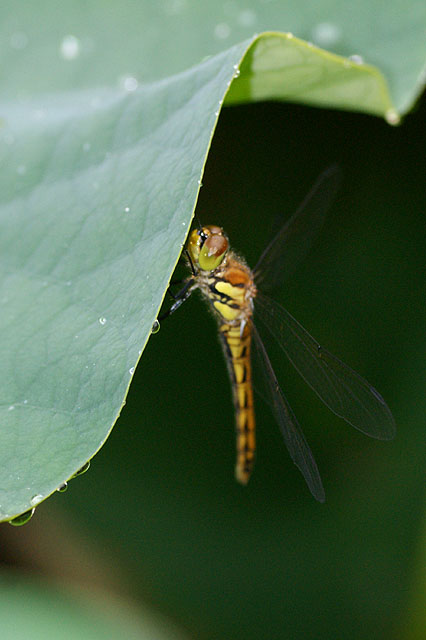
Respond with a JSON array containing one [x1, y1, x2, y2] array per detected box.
[[199, 234, 229, 270]]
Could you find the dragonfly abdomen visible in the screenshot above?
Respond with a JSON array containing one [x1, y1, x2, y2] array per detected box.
[[220, 322, 255, 485]]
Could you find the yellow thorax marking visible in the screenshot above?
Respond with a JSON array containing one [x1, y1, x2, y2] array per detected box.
[[215, 280, 245, 302], [213, 300, 239, 321]]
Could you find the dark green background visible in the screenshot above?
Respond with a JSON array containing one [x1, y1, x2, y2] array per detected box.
[[2, 96, 425, 639]]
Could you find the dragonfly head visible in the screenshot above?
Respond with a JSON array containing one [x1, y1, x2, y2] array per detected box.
[[188, 225, 229, 271]]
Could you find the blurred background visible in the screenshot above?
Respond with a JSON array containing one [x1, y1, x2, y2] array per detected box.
[[1, 92, 425, 639]]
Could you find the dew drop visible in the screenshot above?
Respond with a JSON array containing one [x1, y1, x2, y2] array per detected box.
[[151, 319, 160, 334], [214, 23, 231, 39], [9, 508, 35, 527], [72, 461, 90, 478], [30, 494, 43, 506], [99, 317, 107, 325], [23, 399, 28, 404], [124, 206, 130, 213], [120, 75, 139, 92], [385, 109, 400, 125], [348, 54, 364, 65], [311, 22, 341, 47], [60, 35, 81, 60], [238, 9, 257, 27], [8, 405, 15, 411], [57, 482, 68, 493], [129, 366, 135, 375]]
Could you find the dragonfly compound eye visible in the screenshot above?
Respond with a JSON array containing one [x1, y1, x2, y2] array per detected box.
[[198, 234, 229, 271]]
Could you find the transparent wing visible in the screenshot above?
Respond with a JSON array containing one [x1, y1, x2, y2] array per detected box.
[[252, 325, 325, 502], [255, 294, 396, 440], [254, 165, 341, 293]]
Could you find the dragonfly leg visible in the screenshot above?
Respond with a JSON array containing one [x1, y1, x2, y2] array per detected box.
[[159, 278, 194, 321], [167, 279, 186, 300]]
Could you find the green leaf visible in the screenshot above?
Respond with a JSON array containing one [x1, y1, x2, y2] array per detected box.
[[0, 43, 248, 520], [226, 33, 399, 121], [0, 1, 424, 520], [0, 576, 189, 639]]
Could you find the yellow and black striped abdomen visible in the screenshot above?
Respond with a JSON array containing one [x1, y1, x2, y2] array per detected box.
[[219, 322, 255, 484]]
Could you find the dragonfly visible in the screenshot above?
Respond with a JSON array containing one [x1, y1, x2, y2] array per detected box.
[[160, 166, 395, 501]]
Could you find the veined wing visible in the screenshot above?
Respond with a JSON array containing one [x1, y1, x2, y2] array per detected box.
[[254, 165, 340, 294], [252, 325, 325, 502], [255, 294, 396, 440]]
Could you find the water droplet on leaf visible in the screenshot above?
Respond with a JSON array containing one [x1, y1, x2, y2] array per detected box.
[[214, 23, 231, 39], [311, 22, 341, 47], [385, 109, 400, 125], [238, 9, 257, 27], [60, 35, 80, 60], [120, 75, 139, 92], [9, 508, 35, 526], [348, 54, 364, 64], [72, 461, 90, 478], [151, 319, 160, 334]]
